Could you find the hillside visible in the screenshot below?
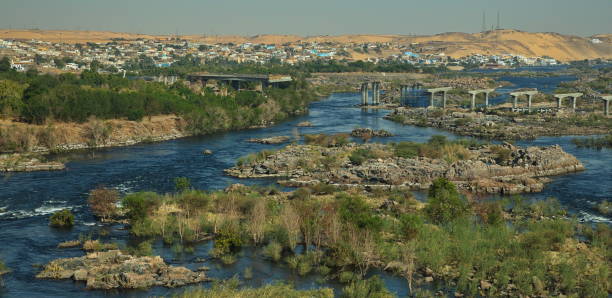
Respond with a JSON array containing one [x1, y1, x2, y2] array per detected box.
[[1, 29, 610, 61]]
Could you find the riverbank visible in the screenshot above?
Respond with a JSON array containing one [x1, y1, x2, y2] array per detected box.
[[0, 94, 311, 172], [225, 136, 584, 194], [386, 107, 611, 140]]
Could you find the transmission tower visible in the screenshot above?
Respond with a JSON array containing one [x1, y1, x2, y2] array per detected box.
[[481, 11, 487, 33]]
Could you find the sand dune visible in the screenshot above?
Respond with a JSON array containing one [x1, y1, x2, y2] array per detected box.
[[0, 29, 610, 61]]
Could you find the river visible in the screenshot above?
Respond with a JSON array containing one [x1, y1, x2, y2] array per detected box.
[[0, 73, 610, 297]]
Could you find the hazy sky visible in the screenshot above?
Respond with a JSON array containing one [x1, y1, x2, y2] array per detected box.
[[1, 0, 610, 36]]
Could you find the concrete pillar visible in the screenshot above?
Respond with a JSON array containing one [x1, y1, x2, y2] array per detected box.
[[485, 92, 489, 107], [605, 100, 610, 116], [430, 92, 435, 108], [572, 97, 577, 110], [361, 83, 369, 106], [528, 95, 532, 110], [442, 91, 447, 109], [471, 93, 476, 110], [375, 83, 379, 105], [557, 97, 563, 109]]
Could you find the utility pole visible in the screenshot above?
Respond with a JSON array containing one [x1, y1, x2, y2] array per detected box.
[[481, 11, 487, 33], [496, 11, 501, 30]]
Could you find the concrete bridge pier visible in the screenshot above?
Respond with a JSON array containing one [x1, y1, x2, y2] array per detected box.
[[372, 82, 380, 105], [528, 94, 533, 110], [360, 83, 369, 106], [554, 93, 582, 111], [510, 90, 538, 112], [426, 87, 452, 109], [603, 96, 612, 116], [468, 89, 494, 110]]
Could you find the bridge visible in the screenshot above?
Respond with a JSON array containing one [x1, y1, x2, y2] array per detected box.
[[186, 73, 292, 92]]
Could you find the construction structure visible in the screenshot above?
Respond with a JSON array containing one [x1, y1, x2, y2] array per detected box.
[[509, 90, 539, 111], [360, 81, 382, 106], [426, 87, 452, 108], [553, 93, 583, 110], [602, 96, 612, 116], [468, 89, 495, 109], [186, 73, 292, 92]]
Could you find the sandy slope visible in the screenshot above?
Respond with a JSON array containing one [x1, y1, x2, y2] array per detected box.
[[1, 29, 610, 61]]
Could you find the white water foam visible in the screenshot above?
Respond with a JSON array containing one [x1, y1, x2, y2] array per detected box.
[[578, 211, 611, 224]]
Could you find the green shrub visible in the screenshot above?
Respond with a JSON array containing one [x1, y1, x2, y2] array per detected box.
[[349, 148, 376, 165], [304, 133, 350, 147], [338, 194, 382, 231], [0, 260, 9, 274], [128, 240, 153, 256], [213, 224, 243, 256], [49, 209, 75, 228], [490, 145, 512, 163], [341, 276, 394, 298], [424, 178, 469, 224], [121, 192, 161, 221], [393, 141, 420, 158], [263, 241, 283, 262], [398, 213, 424, 240], [174, 177, 191, 192]]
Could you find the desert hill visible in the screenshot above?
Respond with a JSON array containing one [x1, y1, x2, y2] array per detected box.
[[0, 29, 610, 61]]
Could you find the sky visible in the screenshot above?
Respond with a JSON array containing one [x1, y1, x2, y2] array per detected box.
[[1, 0, 610, 37]]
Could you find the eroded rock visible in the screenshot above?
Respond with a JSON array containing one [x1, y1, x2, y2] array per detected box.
[[36, 250, 208, 290]]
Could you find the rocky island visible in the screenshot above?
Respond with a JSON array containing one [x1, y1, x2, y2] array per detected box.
[[36, 250, 208, 290], [386, 108, 611, 140], [226, 136, 584, 194]]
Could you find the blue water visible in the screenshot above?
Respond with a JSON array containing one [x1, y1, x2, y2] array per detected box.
[[0, 74, 610, 297]]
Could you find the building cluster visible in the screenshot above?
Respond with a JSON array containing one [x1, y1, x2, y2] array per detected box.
[[0, 37, 564, 73]]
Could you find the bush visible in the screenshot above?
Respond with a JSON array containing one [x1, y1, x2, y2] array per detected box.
[[349, 148, 376, 165], [393, 141, 420, 158], [127, 240, 153, 256], [304, 133, 350, 147], [341, 276, 394, 298], [174, 177, 191, 192], [88, 187, 119, 220], [0, 260, 8, 274], [490, 145, 512, 163], [338, 194, 382, 231], [263, 241, 283, 262], [121, 192, 161, 221], [398, 213, 424, 240], [424, 178, 469, 224], [49, 209, 75, 228]]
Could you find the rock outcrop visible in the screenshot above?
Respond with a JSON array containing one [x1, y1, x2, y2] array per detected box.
[[386, 108, 611, 140], [225, 142, 584, 194], [0, 154, 65, 172], [36, 250, 208, 290], [247, 136, 291, 144], [351, 128, 394, 138]]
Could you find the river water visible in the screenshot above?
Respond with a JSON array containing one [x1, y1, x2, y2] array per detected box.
[[0, 73, 610, 297]]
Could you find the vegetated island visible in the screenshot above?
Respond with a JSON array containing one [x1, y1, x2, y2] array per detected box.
[[225, 134, 584, 194], [0, 58, 316, 172], [38, 178, 610, 296]]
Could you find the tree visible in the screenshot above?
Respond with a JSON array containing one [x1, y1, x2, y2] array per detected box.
[[88, 187, 119, 220], [0, 57, 10, 72], [54, 58, 66, 69], [49, 209, 75, 228], [0, 80, 26, 118], [424, 178, 469, 224]]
